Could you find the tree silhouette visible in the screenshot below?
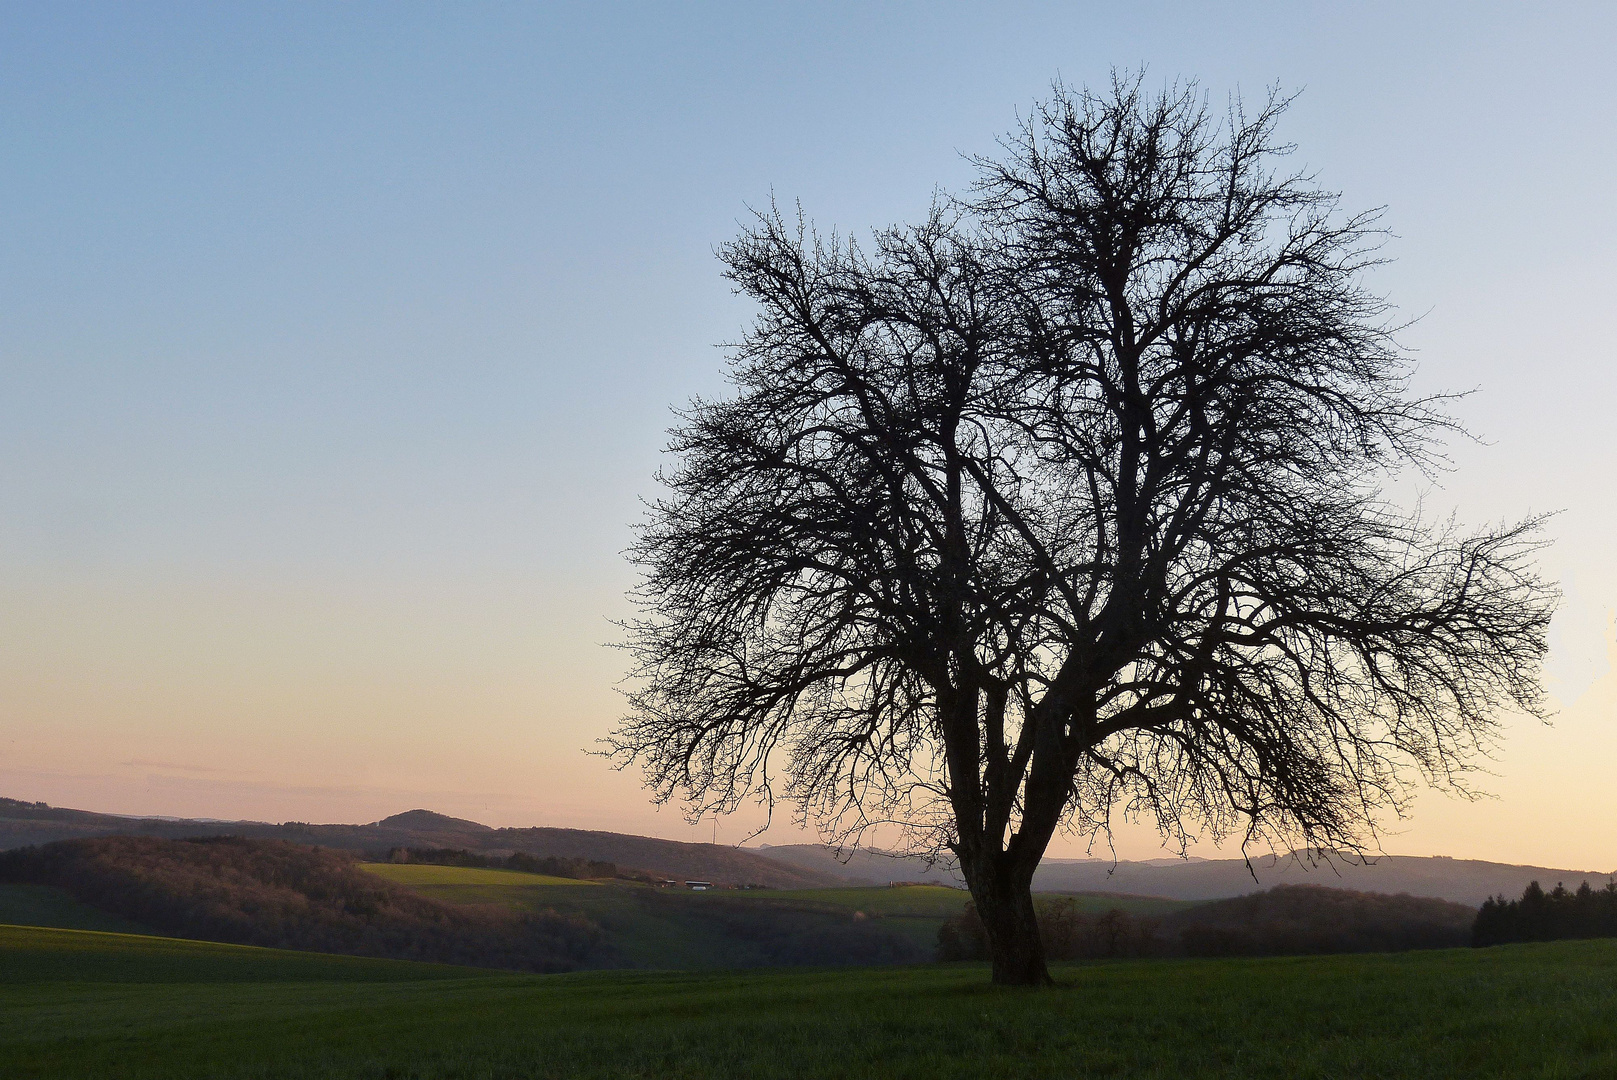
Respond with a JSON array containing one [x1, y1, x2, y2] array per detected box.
[[613, 76, 1555, 985], [1474, 879, 1617, 946]]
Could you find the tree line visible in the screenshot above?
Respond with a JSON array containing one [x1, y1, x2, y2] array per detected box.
[[1473, 880, 1617, 946]]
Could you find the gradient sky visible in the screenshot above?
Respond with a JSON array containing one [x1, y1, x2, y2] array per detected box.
[[2, 3, 1613, 868]]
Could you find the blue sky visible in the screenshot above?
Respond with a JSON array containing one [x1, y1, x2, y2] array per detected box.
[[2, 3, 1613, 865]]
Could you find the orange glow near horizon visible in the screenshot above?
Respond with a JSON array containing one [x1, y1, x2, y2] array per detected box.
[[5, 567, 1613, 869], [2, 7, 1613, 875]]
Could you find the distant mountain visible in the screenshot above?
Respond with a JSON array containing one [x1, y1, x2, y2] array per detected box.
[[0, 798, 844, 889], [755, 841, 1616, 907]]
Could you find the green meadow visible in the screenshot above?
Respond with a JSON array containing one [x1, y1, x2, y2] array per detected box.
[[360, 863, 597, 889], [0, 884, 153, 936], [4, 922, 1615, 1079], [355, 863, 1190, 921], [362, 864, 955, 967]]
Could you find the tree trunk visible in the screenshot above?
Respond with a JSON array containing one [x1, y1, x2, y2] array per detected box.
[[962, 856, 1051, 986]]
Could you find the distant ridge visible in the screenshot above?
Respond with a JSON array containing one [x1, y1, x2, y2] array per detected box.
[[8, 797, 1608, 905], [756, 842, 1616, 907], [0, 798, 843, 889]]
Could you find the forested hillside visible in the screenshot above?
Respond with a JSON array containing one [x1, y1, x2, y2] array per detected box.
[[937, 885, 1476, 960], [0, 836, 927, 971], [0, 800, 842, 888], [0, 836, 600, 971]]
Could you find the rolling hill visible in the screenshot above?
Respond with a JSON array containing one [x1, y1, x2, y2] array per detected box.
[[756, 843, 1617, 907], [9, 797, 1609, 906], [0, 836, 927, 971], [0, 835, 601, 971], [0, 799, 843, 889]]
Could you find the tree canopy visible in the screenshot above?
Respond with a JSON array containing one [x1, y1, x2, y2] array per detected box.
[[613, 76, 1555, 984]]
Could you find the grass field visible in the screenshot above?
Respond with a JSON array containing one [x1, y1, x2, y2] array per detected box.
[[359, 863, 596, 888], [364, 865, 777, 967], [0, 884, 153, 936], [359, 865, 953, 965], [2, 922, 1615, 1078]]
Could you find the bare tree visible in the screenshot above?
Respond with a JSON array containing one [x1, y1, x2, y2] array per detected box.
[[612, 76, 1555, 985]]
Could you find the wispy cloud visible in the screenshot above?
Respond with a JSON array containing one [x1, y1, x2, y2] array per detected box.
[[120, 759, 242, 775]]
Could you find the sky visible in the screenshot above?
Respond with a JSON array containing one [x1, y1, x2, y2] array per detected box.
[[1, 2, 1613, 869]]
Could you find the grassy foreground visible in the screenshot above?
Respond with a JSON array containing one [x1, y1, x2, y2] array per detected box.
[[4, 924, 1617, 1078]]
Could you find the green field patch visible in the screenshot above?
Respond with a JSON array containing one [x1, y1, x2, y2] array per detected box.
[[756, 885, 971, 918], [0, 924, 484, 985], [369, 871, 1196, 968], [359, 862, 598, 887], [0, 884, 154, 935], [368, 875, 936, 968], [361, 869, 743, 966], [2, 925, 1616, 1079]]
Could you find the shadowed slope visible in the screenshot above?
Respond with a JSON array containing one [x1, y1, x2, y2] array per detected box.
[[0, 798, 842, 888], [0, 836, 601, 971]]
